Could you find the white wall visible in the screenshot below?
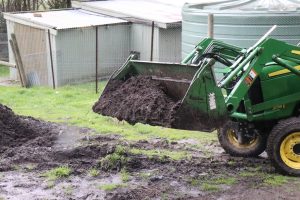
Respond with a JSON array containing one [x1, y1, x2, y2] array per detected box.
[[158, 27, 182, 62], [130, 23, 159, 61], [55, 24, 131, 86]]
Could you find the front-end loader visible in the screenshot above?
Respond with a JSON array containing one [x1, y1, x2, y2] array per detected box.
[[96, 26, 300, 176]]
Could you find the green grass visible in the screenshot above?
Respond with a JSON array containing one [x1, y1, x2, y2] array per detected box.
[[0, 65, 9, 77], [99, 183, 126, 191], [130, 148, 190, 161], [201, 183, 220, 192], [263, 175, 289, 186], [239, 171, 257, 177], [239, 170, 292, 187], [42, 166, 72, 181], [88, 168, 100, 177], [189, 176, 236, 192], [0, 83, 217, 143], [100, 145, 129, 171], [120, 169, 130, 182], [213, 177, 236, 185]]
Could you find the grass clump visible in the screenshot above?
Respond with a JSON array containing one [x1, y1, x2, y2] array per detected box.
[[100, 145, 128, 171], [189, 178, 200, 187], [115, 145, 127, 155], [201, 183, 220, 192], [130, 148, 189, 161], [239, 171, 257, 177], [99, 183, 126, 191], [42, 166, 72, 181], [240, 171, 289, 187], [189, 175, 236, 192], [88, 168, 100, 177], [264, 175, 288, 186], [120, 169, 130, 182], [213, 177, 236, 185]]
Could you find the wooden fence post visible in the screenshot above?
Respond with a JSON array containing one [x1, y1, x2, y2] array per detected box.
[[10, 33, 28, 87]]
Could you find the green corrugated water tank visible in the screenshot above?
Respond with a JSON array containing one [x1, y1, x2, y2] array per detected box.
[[182, 0, 300, 58]]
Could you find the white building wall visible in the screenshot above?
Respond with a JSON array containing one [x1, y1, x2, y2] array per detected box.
[[130, 24, 159, 61], [55, 24, 130, 86], [158, 27, 182, 63], [97, 24, 131, 76], [56, 27, 96, 86]]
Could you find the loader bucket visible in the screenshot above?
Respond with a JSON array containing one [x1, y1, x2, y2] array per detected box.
[[93, 57, 228, 132]]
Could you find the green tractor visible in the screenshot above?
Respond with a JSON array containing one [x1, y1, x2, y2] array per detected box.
[[98, 26, 300, 176]]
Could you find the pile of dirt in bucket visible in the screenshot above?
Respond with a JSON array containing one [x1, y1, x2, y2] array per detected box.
[[93, 76, 179, 128], [93, 76, 220, 131]]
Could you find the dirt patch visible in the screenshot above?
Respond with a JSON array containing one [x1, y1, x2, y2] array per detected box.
[[0, 104, 55, 153], [0, 104, 152, 173], [0, 104, 299, 199], [0, 104, 112, 172], [93, 76, 216, 131], [0, 104, 57, 170]]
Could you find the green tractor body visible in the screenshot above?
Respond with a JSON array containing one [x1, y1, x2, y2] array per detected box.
[[97, 27, 300, 176]]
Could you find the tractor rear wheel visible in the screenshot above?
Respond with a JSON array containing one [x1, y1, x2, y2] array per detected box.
[[218, 121, 267, 157], [267, 117, 300, 176]]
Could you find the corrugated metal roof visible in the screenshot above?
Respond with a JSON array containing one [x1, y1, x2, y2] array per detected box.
[[10, 9, 128, 30], [77, 0, 182, 25]]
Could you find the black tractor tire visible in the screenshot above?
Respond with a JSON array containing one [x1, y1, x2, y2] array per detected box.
[[267, 117, 300, 176], [218, 121, 267, 157]]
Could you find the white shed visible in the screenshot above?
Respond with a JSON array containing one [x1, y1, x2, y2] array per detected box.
[[4, 9, 130, 87], [73, 0, 183, 62]]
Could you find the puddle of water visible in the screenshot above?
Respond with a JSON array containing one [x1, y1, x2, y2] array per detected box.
[[0, 172, 55, 200], [0, 171, 123, 200]]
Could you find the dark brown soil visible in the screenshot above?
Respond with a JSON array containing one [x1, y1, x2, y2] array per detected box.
[[93, 76, 216, 131], [93, 76, 178, 128], [0, 104, 53, 153], [0, 104, 107, 172], [0, 104, 58, 171], [0, 104, 56, 154]]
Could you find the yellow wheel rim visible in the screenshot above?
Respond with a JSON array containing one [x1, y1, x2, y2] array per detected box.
[[227, 129, 259, 148], [280, 132, 300, 170]]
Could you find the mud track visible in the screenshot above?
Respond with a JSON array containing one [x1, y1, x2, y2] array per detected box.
[[0, 104, 299, 199]]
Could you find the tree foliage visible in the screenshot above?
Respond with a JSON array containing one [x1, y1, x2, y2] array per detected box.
[[46, 0, 71, 9], [0, 0, 71, 12]]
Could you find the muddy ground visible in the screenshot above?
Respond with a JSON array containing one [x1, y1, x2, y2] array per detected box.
[[0, 105, 300, 200], [93, 76, 217, 131]]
